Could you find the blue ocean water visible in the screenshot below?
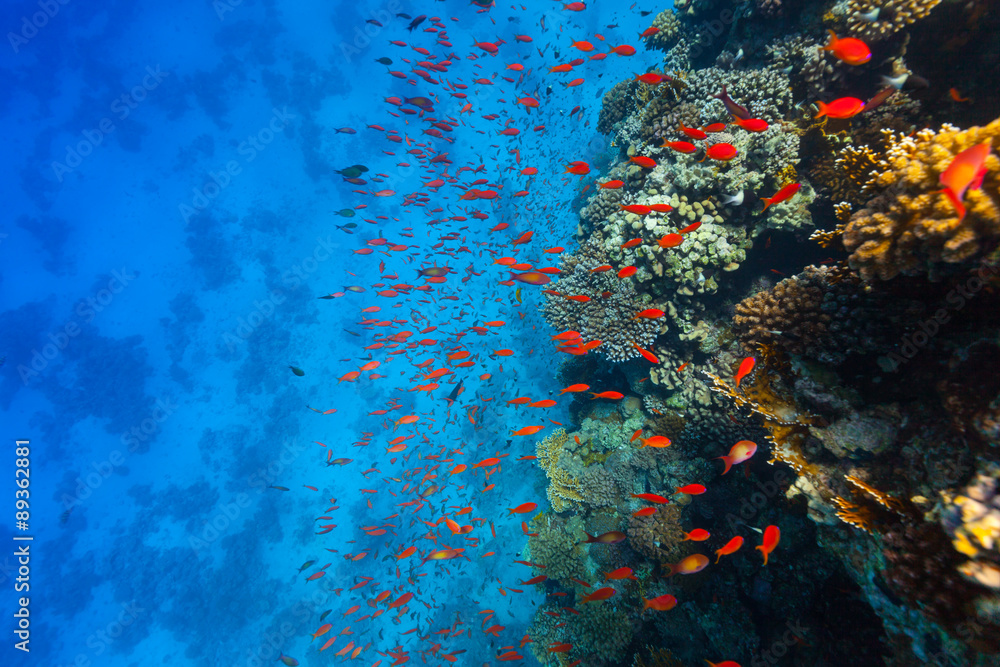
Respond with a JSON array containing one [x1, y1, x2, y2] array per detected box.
[[0, 1, 652, 665]]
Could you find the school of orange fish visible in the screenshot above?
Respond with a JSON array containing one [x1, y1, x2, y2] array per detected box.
[[246, 3, 961, 666]]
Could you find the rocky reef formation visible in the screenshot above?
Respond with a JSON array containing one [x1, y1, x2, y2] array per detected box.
[[527, 0, 1000, 665]]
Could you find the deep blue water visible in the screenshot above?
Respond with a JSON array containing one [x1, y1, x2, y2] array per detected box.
[[0, 1, 654, 666]]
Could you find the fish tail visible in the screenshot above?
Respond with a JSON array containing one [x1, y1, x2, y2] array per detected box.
[[825, 29, 838, 49], [814, 100, 828, 119], [760, 196, 774, 212], [716, 455, 733, 475]]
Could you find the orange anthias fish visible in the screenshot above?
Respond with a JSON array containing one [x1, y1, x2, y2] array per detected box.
[[814, 97, 865, 119], [511, 425, 545, 436], [667, 553, 709, 576], [715, 536, 744, 563], [824, 30, 871, 65], [630, 156, 657, 168], [658, 233, 684, 248], [757, 525, 781, 565], [677, 123, 707, 140], [507, 502, 538, 515], [734, 356, 755, 386], [939, 142, 993, 221], [604, 567, 638, 581], [581, 531, 626, 544], [705, 143, 737, 161], [600, 179, 624, 189], [636, 72, 669, 85], [638, 435, 671, 449], [642, 594, 677, 611], [716, 440, 757, 475], [633, 308, 665, 319], [633, 507, 656, 517], [682, 529, 711, 542], [760, 183, 800, 211], [705, 661, 742, 667], [732, 117, 769, 132], [631, 492, 669, 504], [560, 383, 590, 394], [675, 484, 706, 495], [564, 161, 590, 175], [662, 140, 697, 153], [579, 587, 617, 603], [590, 391, 624, 400]]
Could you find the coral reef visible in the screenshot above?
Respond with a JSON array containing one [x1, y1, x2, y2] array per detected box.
[[843, 118, 1000, 281], [846, 0, 944, 42]]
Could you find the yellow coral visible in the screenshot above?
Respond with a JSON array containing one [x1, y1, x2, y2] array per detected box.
[[536, 429, 584, 513], [843, 118, 1000, 280], [846, 0, 943, 42]]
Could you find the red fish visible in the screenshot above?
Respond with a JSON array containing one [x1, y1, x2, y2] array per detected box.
[[705, 143, 737, 161], [617, 266, 637, 278], [590, 391, 624, 400], [677, 124, 707, 140], [756, 525, 781, 565], [824, 30, 871, 65], [716, 440, 757, 475], [732, 117, 768, 132], [581, 531, 626, 544], [633, 308, 664, 320], [638, 435, 670, 448], [631, 493, 669, 504], [604, 567, 637, 581], [662, 140, 697, 153], [675, 484, 706, 495], [658, 233, 684, 248], [814, 97, 864, 119], [609, 45, 636, 56], [734, 356, 755, 386], [703, 122, 727, 133], [760, 183, 800, 211], [579, 587, 617, 603], [642, 594, 677, 611], [636, 72, 669, 85], [560, 383, 590, 394], [682, 529, 711, 542], [940, 142, 993, 221], [507, 502, 538, 515], [600, 179, 624, 189], [630, 156, 657, 168], [715, 536, 744, 563], [667, 553, 709, 576]]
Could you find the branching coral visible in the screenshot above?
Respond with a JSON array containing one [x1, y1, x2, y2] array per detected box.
[[537, 429, 585, 513], [842, 118, 1000, 281]]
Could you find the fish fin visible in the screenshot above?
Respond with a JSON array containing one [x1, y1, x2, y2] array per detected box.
[[760, 197, 773, 212], [716, 455, 733, 475], [825, 29, 838, 50], [814, 100, 828, 119], [940, 187, 966, 221]]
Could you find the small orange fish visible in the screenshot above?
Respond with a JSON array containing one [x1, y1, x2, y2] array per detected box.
[[667, 553, 709, 576], [511, 425, 545, 436], [939, 142, 993, 221], [630, 156, 657, 168], [714, 536, 744, 563], [632, 507, 656, 517], [824, 30, 871, 65], [600, 180, 624, 189], [760, 183, 800, 211], [682, 528, 711, 542], [507, 502, 538, 515], [642, 594, 677, 611], [631, 492, 669, 504], [658, 233, 684, 248], [716, 440, 757, 475], [757, 525, 781, 565], [581, 531, 626, 544], [579, 587, 617, 603], [590, 391, 624, 400], [633, 308, 664, 319], [638, 435, 671, 449], [734, 356, 756, 386], [603, 567, 637, 581], [675, 484, 706, 495], [559, 383, 590, 394]]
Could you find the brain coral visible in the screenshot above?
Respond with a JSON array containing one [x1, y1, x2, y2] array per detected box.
[[842, 118, 1000, 281]]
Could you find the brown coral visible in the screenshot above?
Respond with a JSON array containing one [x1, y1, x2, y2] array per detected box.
[[733, 265, 898, 363], [842, 119, 1000, 281], [626, 503, 686, 567]]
